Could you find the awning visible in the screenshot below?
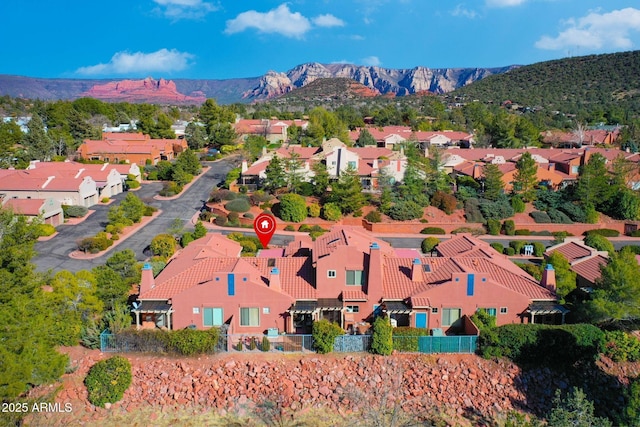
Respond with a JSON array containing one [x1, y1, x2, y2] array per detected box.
[[289, 301, 318, 313], [318, 298, 343, 310], [132, 300, 173, 313], [526, 301, 570, 315], [383, 301, 412, 314]]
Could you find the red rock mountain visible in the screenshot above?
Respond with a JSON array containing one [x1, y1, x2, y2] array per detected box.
[[79, 77, 206, 104]]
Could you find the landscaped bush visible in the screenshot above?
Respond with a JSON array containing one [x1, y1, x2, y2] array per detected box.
[[547, 208, 573, 224], [143, 205, 157, 216], [298, 182, 315, 197], [126, 180, 140, 189], [227, 211, 239, 222], [479, 198, 514, 220], [159, 181, 183, 197], [478, 324, 605, 367], [451, 227, 485, 235], [421, 237, 440, 253], [530, 210, 552, 223], [210, 189, 237, 203], [420, 227, 446, 235], [532, 242, 546, 257], [514, 229, 531, 235], [307, 203, 321, 218], [486, 219, 501, 235], [164, 328, 220, 356], [505, 247, 515, 256], [284, 225, 295, 231], [37, 223, 56, 237], [509, 240, 526, 255], [601, 331, 640, 362], [63, 205, 88, 218], [511, 195, 526, 213], [559, 202, 587, 223], [490, 242, 504, 254], [261, 336, 270, 352], [370, 316, 393, 355], [464, 198, 484, 223], [249, 190, 272, 206], [387, 200, 423, 221], [392, 327, 431, 352], [530, 230, 553, 236], [312, 320, 343, 354], [277, 193, 307, 222], [503, 220, 516, 236], [364, 210, 382, 223], [584, 233, 615, 253], [225, 198, 251, 213], [181, 232, 194, 247], [150, 233, 177, 259], [243, 212, 254, 219], [84, 355, 132, 408], [322, 202, 342, 221], [584, 228, 620, 237], [200, 211, 214, 222], [78, 232, 114, 253], [214, 215, 228, 226]]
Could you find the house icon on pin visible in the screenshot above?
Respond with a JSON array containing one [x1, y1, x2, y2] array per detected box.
[[260, 219, 270, 229]]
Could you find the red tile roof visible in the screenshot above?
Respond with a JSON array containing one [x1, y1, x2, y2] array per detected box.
[[571, 255, 608, 284], [545, 241, 594, 263], [3, 198, 47, 215]]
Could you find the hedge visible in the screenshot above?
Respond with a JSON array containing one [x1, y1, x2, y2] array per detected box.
[[479, 324, 605, 367], [312, 320, 343, 354], [420, 227, 446, 235], [584, 228, 620, 237], [370, 317, 393, 355], [63, 205, 88, 218], [490, 242, 504, 254], [164, 328, 220, 356], [392, 327, 431, 352], [84, 356, 132, 407], [224, 198, 251, 213], [530, 211, 552, 223], [486, 219, 501, 235], [364, 210, 382, 223], [37, 223, 56, 237]]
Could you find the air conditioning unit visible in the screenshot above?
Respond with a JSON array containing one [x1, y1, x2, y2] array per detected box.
[[267, 328, 279, 336]]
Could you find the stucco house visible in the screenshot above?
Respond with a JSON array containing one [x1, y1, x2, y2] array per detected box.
[[77, 133, 188, 166], [2, 197, 64, 226], [544, 239, 609, 289], [134, 227, 563, 335], [234, 119, 309, 144]]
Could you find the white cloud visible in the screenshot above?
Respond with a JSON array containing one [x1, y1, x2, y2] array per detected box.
[[451, 5, 478, 19], [75, 49, 194, 76], [312, 14, 345, 28], [486, 0, 526, 7], [362, 56, 382, 66], [225, 4, 311, 38], [153, 0, 217, 20], [351, 34, 365, 41], [535, 8, 640, 51]]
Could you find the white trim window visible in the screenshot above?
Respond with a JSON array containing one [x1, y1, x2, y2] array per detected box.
[[240, 307, 260, 327]]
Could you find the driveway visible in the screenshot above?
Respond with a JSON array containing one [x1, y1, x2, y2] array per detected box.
[[33, 159, 236, 273]]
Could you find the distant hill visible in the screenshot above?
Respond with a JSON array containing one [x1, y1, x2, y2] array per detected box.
[[451, 50, 640, 115]]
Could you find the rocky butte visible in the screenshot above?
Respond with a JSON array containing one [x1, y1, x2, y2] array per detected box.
[[79, 77, 206, 104]]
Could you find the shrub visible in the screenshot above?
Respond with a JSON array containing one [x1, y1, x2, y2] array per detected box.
[[584, 233, 615, 253], [511, 195, 526, 213], [210, 189, 237, 203], [392, 327, 431, 352], [277, 193, 307, 222], [126, 180, 140, 189], [243, 212, 254, 219], [298, 182, 315, 197], [164, 328, 219, 356], [585, 204, 599, 224], [451, 227, 485, 235], [464, 198, 484, 223], [531, 230, 553, 236], [431, 190, 457, 215], [601, 331, 640, 362], [547, 208, 573, 224], [505, 247, 515, 256], [262, 336, 271, 352], [225, 198, 251, 213], [503, 220, 515, 236], [479, 198, 514, 220], [84, 356, 132, 407], [227, 211, 239, 222], [387, 200, 423, 221], [143, 205, 157, 216], [307, 203, 321, 218], [420, 227, 446, 235], [249, 190, 272, 206], [214, 215, 228, 226], [514, 229, 531, 235], [421, 237, 440, 253], [101, 197, 110, 203], [584, 228, 620, 237], [490, 242, 504, 254], [298, 224, 312, 232], [530, 210, 552, 223], [353, 209, 363, 217], [509, 240, 526, 255], [312, 320, 343, 354], [370, 316, 393, 355], [284, 225, 295, 231], [532, 242, 546, 257], [322, 203, 342, 221], [159, 181, 183, 197], [150, 233, 177, 259], [559, 202, 586, 223], [240, 240, 257, 254], [181, 232, 194, 247], [200, 211, 214, 222], [37, 223, 56, 237], [486, 219, 501, 235], [364, 210, 382, 223], [63, 205, 88, 218]]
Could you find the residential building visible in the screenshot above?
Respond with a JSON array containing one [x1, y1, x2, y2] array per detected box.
[[134, 228, 563, 334], [2, 197, 63, 226], [234, 119, 309, 144], [544, 239, 609, 289], [77, 132, 188, 166]]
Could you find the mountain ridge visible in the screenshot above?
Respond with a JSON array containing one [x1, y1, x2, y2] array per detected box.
[[0, 62, 517, 105]]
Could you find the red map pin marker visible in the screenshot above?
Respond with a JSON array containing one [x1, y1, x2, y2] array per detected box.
[[253, 212, 276, 248]]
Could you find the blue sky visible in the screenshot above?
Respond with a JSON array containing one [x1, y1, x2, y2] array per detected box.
[[2, 0, 640, 80]]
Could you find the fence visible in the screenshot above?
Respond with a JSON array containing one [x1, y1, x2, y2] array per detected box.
[[100, 330, 477, 354]]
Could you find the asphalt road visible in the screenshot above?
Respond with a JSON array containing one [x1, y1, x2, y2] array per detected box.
[[33, 159, 235, 273]]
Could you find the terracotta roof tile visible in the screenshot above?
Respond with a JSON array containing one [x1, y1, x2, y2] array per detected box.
[[545, 241, 594, 263], [571, 255, 608, 284]]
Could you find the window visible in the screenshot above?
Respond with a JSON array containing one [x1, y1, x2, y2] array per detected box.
[[442, 308, 461, 327], [348, 161, 357, 169], [482, 308, 497, 317], [263, 307, 270, 314], [346, 305, 359, 313], [203, 308, 223, 327], [500, 307, 508, 314], [193, 307, 200, 314], [327, 270, 336, 278], [346, 270, 364, 286], [571, 165, 579, 174], [240, 307, 259, 326], [431, 307, 439, 314]]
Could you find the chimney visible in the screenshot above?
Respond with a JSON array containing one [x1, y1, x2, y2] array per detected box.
[[411, 258, 423, 282], [139, 262, 155, 295], [269, 267, 281, 292], [262, 146, 267, 157], [366, 242, 383, 302], [372, 158, 379, 170], [241, 160, 248, 173], [541, 264, 556, 292]]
